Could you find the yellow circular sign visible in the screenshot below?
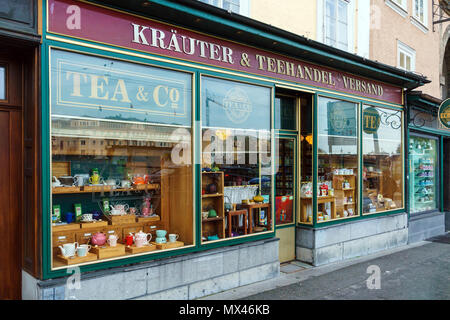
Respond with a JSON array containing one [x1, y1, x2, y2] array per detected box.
[[439, 98, 450, 129]]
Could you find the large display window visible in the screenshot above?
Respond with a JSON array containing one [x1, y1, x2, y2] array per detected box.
[[409, 135, 438, 213], [317, 96, 359, 221], [49, 49, 194, 269], [201, 76, 273, 242], [363, 105, 403, 214]]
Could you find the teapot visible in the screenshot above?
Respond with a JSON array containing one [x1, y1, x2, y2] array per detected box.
[[91, 232, 107, 246], [253, 194, 264, 203], [59, 242, 78, 257], [134, 230, 152, 247]]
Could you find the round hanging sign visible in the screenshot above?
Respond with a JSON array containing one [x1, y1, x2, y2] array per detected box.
[[439, 98, 450, 129], [363, 107, 381, 134]]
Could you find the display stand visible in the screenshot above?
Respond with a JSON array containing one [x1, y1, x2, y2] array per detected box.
[[201, 172, 225, 239], [91, 243, 126, 259]]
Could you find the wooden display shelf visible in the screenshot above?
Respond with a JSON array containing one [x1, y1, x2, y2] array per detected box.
[[104, 214, 137, 225], [91, 243, 126, 259], [80, 220, 108, 229], [125, 243, 157, 254], [136, 215, 160, 223], [202, 217, 224, 222], [52, 184, 159, 194], [52, 223, 81, 232], [202, 193, 223, 198], [55, 252, 97, 265], [151, 241, 184, 250]]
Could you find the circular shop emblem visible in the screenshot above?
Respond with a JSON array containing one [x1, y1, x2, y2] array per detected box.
[[222, 87, 252, 124], [439, 98, 450, 129], [363, 107, 381, 134]]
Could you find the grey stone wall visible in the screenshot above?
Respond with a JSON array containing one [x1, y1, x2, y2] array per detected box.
[[296, 213, 408, 266], [408, 211, 446, 243], [22, 237, 279, 300]]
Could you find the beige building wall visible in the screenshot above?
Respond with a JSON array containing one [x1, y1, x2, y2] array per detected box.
[[250, 0, 317, 39], [370, 0, 443, 98]]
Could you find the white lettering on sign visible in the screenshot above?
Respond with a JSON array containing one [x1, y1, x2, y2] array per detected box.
[[131, 23, 235, 64]]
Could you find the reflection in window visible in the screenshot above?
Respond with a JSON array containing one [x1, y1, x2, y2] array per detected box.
[[275, 137, 295, 225], [201, 76, 272, 241], [299, 95, 313, 224], [363, 106, 403, 214], [318, 97, 358, 221]]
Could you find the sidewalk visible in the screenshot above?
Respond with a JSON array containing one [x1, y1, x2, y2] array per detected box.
[[199, 233, 450, 300]]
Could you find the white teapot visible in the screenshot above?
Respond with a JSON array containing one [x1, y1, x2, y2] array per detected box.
[[59, 242, 78, 257], [134, 230, 152, 247]]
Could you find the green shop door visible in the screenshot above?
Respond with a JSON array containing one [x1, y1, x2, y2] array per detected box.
[[275, 136, 297, 263]]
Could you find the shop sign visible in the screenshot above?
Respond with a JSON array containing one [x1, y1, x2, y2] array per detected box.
[[47, 0, 403, 105], [51, 49, 191, 126], [438, 98, 450, 129], [363, 107, 381, 134]]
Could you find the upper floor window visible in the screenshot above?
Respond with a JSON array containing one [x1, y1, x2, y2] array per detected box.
[[199, 0, 249, 16], [397, 41, 416, 71], [412, 0, 428, 26], [324, 0, 349, 51], [390, 0, 407, 11]]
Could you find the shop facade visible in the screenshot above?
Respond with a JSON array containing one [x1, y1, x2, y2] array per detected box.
[[406, 92, 449, 242], [21, 0, 430, 299]]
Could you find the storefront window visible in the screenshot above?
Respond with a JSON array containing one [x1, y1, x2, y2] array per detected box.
[[317, 97, 358, 221], [363, 106, 403, 214], [0, 66, 5, 100], [275, 137, 295, 225], [409, 135, 438, 213], [50, 49, 194, 268], [299, 95, 313, 224], [201, 76, 272, 241]]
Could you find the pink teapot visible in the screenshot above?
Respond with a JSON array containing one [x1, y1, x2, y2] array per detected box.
[[91, 232, 107, 246]]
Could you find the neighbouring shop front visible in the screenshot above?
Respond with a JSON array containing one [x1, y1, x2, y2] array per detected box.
[[22, 0, 430, 300], [407, 92, 449, 242]]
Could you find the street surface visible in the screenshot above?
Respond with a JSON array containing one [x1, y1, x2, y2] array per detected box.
[[202, 233, 450, 300]]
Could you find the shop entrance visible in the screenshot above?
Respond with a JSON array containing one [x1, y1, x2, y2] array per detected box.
[[274, 90, 313, 263], [0, 51, 23, 300]]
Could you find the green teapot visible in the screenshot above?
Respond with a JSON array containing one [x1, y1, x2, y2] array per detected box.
[[208, 209, 217, 218]]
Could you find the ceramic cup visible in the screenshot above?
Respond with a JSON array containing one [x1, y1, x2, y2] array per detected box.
[[76, 246, 88, 257], [107, 235, 118, 247], [168, 234, 179, 243], [81, 213, 93, 222]]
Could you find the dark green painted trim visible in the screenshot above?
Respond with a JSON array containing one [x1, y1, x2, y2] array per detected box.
[[359, 102, 363, 224], [440, 136, 444, 212], [312, 93, 318, 228], [408, 125, 450, 137]]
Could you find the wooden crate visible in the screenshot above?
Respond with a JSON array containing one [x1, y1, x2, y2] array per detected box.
[[52, 161, 71, 177], [125, 244, 157, 254], [106, 214, 137, 225], [52, 223, 81, 232], [80, 220, 108, 229], [152, 241, 184, 250], [75, 231, 96, 245], [55, 253, 97, 265], [91, 243, 126, 259], [102, 226, 123, 241], [52, 232, 76, 256], [136, 215, 160, 223]]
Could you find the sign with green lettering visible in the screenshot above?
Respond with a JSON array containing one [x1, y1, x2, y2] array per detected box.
[[363, 107, 381, 134], [439, 98, 450, 129]]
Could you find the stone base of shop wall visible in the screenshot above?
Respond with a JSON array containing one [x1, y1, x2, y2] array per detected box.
[[296, 213, 408, 266], [445, 212, 450, 231], [408, 211, 445, 243], [22, 238, 279, 300]]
